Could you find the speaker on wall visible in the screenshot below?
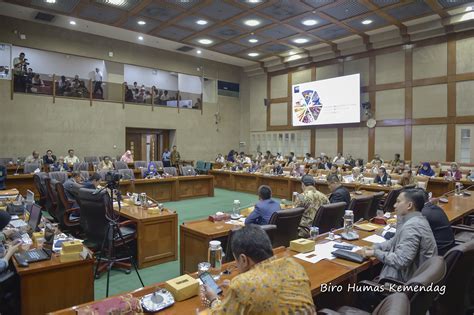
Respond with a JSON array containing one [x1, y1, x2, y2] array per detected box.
[[264, 99, 270, 107]]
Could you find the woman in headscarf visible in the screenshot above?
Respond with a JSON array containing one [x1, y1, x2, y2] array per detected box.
[[120, 150, 134, 163], [226, 150, 235, 162], [143, 162, 159, 179], [418, 162, 435, 177]]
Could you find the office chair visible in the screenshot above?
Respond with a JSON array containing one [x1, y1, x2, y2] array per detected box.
[[223, 225, 277, 263], [73, 162, 90, 171], [54, 182, 81, 233], [84, 156, 100, 164], [44, 177, 59, 221], [367, 191, 385, 218], [382, 187, 403, 212], [358, 256, 446, 314], [262, 208, 305, 248], [0, 158, 13, 166], [118, 169, 135, 180], [80, 171, 90, 181], [433, 240, 474, 315], [195, 161, 206, 174], [98, 170, 109, 181], [24, 162, 40, 173], [77, 188, 137, 277], [134, 161, 147, 169], [163, 167, 177, 176], [180, 165, 196, 176], [348, 195, 373, 221], [114, 161, 128, 170], [319, 293, 410, 315], [49, 171, 68, 183], [152, 161, 164, 169], [312, 202, 347, 234], [33, 172, 48, 208]]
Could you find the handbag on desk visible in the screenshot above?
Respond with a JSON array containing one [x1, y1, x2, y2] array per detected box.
[[76, 294, 143, 315]]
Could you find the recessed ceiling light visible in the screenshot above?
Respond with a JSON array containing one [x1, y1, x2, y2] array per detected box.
[[287, 55, 302, 62], [362, 19, 373, 25], [248, 52, 259, 57], [137, 20, 146, 25], [104, 0, 127, 7], [244, 19, 261, 27], [293, 38, 309, 44], [288, 51, 297, 56], [466, 6, 473, 11], [196, 50, 202, 54], [248, 38, 259, 43], [69, 20, 76, 25], [198, 39, 213, 45], [45, 0, 56, 3], [247, 0, 262, 3], [196, 19, 208, 25], [138, 36, 144, 40], [302, 19, 318, 26]]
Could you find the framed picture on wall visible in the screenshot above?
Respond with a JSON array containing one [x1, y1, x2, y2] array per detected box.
[[0, 43, 12, 80]]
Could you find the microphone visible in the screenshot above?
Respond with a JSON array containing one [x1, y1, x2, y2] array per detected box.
[[14, 159, 21, 175]]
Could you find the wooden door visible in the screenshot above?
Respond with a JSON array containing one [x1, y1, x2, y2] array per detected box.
[[125, 133, 142, 161]]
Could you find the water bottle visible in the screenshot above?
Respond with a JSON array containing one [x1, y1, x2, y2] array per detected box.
[[343, 210, 354, 233], [232, 200, 241, 218], [310, 226, 319, 240], [292, 192, 299, 205], [455, 182, 462, 196], [208, 240, 222, 280], [387, 176, 392, 187]]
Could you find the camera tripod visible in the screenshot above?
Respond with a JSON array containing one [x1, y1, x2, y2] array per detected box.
[[93, 182, 144, 297]]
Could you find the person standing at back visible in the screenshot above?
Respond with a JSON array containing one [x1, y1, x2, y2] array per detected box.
[[170, 146, 181, 167], [162, 148, 171, 167], [245, 185, 280, 225], [93, 68, 103, 97], [295, 175, 329, 238]]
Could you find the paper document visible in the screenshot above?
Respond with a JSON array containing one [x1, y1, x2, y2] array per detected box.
[[363, 234, 387, 244], [294, 241, 361, 264]]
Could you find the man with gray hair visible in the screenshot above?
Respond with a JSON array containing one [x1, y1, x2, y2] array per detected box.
[[245, 185, 280, 225]]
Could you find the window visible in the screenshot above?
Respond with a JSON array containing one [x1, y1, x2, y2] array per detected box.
[[460, 128, 471, 163]]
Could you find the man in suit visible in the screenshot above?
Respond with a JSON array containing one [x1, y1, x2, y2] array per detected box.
[[245, 185, 281, 225], [82, 173, 101, 190], [327, 174, 351, 206], [170, 145, 181, 167]]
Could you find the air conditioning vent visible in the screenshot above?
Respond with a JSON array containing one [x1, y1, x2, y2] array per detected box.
[[176, 46, 194, 52], [34, 12, 55, 22]]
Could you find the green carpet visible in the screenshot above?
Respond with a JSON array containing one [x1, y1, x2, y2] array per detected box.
[[94, 188, 278, 299]]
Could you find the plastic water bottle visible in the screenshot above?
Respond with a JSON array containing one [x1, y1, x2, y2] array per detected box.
[[292, 192, 299, 205], [310, 226, 319, 240], [208, 240, 222, 280], [343, 210, 354, 233], [455, 182, 462, 196], [387, 176, 392, 187], [232, 200, 241, 218]]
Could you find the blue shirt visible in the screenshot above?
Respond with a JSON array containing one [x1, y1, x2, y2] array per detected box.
[[162, 151, 171, 162], [245, 199, 281, 225]]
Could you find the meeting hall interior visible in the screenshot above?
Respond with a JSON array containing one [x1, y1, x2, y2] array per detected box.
[[1, 0, 474, 314]]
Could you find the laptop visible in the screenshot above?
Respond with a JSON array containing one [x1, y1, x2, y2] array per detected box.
[[26, 190, 35, 205], [28, 203, 42, 232]]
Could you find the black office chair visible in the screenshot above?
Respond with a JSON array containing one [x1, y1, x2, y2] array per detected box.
[[348, 195, 373, 221], [33, 172, 48, 208], [223, 225, 277, 263], [312, 202, 347, 234], [319, 293, 410, 315], [77, 188, 137, 278], [163, 167, 178, 176], [367, 191, 385, 218], [54, 182, 81, 234], [433, 240, 474, 315], [382, 187, 403, 212], [262, 208, 305, 248], [43, 177, 59, 221]]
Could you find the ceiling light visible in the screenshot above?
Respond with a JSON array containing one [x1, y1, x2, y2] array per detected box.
[[198, 39, 213, 45], [138, 36, 144, 40], [69, 20, 76, 25], [288, 51, 297, 56], [362, 19, 373, 25], [287, 54, 302, 62], [104, 0, 127, 7], [466, 6, 473, 11], [45, 0, 56, 3], [196, 50, 202, 54], [293, 38, 309, 44], [244, 19, 261, 27], [248, 38, 259, 43], [248, 52, 259, 57], [247, 0, 262, 3], [302, 19, 318, 26], [137, 20, 146, 25], [196, 19, 208, 25]]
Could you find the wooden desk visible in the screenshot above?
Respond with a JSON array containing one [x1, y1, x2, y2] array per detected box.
[[439, 194, 474, 222], [117, 205, 178, 269], [119, 175, 214, 202], [5, 174, 38, 197], [52, 247, 354, 315], [14, 247, 94, 315], [7, 165, 23, 175]]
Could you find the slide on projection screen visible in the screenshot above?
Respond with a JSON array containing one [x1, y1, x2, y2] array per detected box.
[[291, 73, 360, 126]]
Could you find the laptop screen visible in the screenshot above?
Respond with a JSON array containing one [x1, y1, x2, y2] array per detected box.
[[26, 190, 35, 204], [28, 204, 42, 232]]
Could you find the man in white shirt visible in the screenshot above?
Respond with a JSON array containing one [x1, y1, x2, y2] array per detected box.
[[332, 152, 345, 166], [303, 153, 314, 164], [64, 149, 80, 165], [25, 150, 42, 164], [93, 68, 103, 96], [215, 154, 225, 163]]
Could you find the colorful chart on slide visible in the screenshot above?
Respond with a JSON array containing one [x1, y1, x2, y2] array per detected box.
[[292, 74, 360, 126]]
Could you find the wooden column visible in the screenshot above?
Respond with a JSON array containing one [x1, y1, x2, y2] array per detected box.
[[404, 47, 413, 161], [446, 34, 457, 161]]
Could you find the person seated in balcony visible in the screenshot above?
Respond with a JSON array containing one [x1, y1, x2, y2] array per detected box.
[[31, 74, 44, 87], [124, 84, 134, 102], [58, 75, 68, 95], [74, 81, 89, 98], [160, 90, 169, 103], [72, 75, 80, 89]]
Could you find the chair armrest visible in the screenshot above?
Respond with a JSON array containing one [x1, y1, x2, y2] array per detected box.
[[63, 207, 80, 227], [376, 277, 406, 286], [317, 309, 341, 315], [260, 224, 277, 230], [118, 220, 136, 228], [67, 200, 75, 207], [452, 225, 474, 232]]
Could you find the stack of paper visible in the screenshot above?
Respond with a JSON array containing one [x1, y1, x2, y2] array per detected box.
[[294, 241, 361, 264]]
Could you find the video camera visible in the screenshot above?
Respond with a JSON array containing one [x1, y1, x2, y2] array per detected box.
[[104, 171, 122, 189]]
